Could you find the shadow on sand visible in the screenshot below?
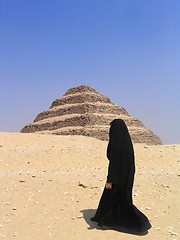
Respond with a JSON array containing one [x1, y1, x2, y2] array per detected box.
[[80, 209, 150, 236]]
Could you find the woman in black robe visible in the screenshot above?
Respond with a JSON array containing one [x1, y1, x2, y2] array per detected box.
[[91, 119, 151, 232]]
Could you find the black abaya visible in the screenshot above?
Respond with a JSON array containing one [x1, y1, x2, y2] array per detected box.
[[91, 119, 151, 232]]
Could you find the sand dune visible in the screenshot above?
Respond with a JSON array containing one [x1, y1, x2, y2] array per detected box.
[[0, 133, 179, 239]]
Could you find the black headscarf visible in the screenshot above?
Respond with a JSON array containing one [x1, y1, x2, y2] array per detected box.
[[106, 119, 135, 194]]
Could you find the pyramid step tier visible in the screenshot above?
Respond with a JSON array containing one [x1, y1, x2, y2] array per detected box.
[[22, 114, 145, 131], [50, 92, 111, 108], [34, 102, 129, 122], [34, 125, 161, 144]]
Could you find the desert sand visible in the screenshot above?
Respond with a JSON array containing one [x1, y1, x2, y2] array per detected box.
[[0, 132, 179, 240]]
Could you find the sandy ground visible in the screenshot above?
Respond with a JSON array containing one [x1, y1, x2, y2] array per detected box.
[[0, 132, 179, 240]]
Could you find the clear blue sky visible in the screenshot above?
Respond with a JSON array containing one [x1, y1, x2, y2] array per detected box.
[[0, 0, 179, 144]]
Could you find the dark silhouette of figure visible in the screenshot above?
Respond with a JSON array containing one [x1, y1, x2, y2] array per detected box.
[[91, 119, 151, 233]]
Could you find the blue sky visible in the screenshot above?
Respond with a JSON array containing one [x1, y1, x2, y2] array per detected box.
[[0, 0, 179, 144]]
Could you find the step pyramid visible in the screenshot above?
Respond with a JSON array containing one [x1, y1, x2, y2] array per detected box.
[[21, 85, 162, 145]]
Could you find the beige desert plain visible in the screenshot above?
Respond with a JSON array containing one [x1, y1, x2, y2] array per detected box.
[[0, 132, 179, 240]]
